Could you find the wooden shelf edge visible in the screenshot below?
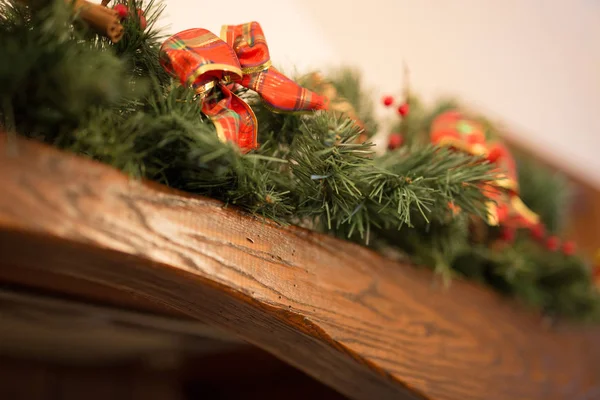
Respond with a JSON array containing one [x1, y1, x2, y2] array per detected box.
[[1, 133, 599, 400]]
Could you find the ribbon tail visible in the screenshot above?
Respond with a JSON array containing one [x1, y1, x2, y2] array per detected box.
[[201, 83, 258, 153], [242, 67, 329, 113], [221, 21, 328, 113], [510, 195, 540, 228], [486, 201, 500, 226], [485, 187, 540, 228]]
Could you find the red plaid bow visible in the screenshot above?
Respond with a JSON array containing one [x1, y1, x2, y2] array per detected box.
[[431, 111, 539, 229], [160, 22, 329, 152]]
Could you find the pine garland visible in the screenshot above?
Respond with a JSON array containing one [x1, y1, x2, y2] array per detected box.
[[383, 89, 598, 320], [1, 0, 598, 321]]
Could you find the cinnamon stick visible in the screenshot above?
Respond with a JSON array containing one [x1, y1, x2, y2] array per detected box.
[[73, 0, 124, 43], [17, 0, 124, 43]]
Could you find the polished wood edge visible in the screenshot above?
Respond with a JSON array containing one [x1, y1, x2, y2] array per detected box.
[[1, 133, 599, 400]]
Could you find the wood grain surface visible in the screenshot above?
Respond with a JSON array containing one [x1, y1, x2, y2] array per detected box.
[[1, 133, 599, 400]]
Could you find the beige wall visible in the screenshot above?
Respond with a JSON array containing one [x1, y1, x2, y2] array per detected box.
[[162, 0, 600, 186], [159, 0, 340, 75]]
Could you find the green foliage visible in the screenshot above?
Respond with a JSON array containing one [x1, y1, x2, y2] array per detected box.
[[0, 0, 132, 139], [515, 153, 570, 233], [453, 237, 600, 321], [389, 95, 459, 146], [111, 0, 169, 83], [1, 0, 598, 321], [326, 68, 379, 135], [371, 79, 598, 321]]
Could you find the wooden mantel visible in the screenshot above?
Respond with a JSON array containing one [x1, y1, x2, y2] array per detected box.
[[1, 133, 599, 400]]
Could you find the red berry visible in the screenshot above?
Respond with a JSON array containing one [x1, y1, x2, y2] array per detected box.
[[137, 9, 147, 30], [562, 240, 576, 256], [499, 227, 515, 243], [487, 146, 504, 163], [530, 224, 545, 241], [113, 4, 128, 18], [387, 133, 404, 150], [382, 96, 394, 107], [545, 236, 560, 251], [397, 103, 410, 117]]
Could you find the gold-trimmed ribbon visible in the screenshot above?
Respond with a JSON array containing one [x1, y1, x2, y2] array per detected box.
[[160, 22, 328, 153]]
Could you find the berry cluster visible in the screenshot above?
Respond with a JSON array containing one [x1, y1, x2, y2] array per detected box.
[[498, 223, 576, 256], [381, 95, 409, 117], [113, 3, 147, 30], [382, 95, 409, 150], [530, 224, 576, 255]]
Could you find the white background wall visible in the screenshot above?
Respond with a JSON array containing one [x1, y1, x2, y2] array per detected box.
[[160, 0, 600, 186]]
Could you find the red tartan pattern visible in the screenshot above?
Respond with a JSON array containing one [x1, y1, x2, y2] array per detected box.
[[430, 111, 539, 228], [160, 28, 243, 89], [160, 22, 328, 152], [221, 22, 269, 70], [202, 84, 257, 150], [431, 111, 487, 155], [241, 67, 328, 112], [222, 21, 328, 112]]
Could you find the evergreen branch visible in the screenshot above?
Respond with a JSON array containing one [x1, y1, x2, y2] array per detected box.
[[515, 152, 571, 233]]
